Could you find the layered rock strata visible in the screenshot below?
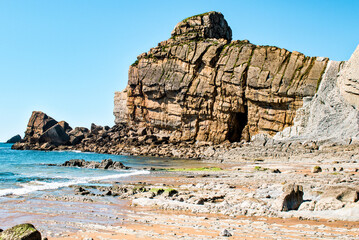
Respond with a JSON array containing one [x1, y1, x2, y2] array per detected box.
[[275, 44, 359, 143], [338, 45, 359, 108], [13, 12, 359, 160], [114, 11, 328, 144]]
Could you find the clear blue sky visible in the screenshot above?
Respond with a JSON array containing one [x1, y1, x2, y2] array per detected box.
[[0, 0, 358, 142]]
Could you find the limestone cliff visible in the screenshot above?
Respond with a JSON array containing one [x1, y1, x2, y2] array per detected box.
[[275, 44, 359, 143], [114, 12, 328, 144], [338, 45, 359, 108]]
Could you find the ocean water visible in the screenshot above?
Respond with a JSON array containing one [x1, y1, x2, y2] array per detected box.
[[0, 143, 200, 197]]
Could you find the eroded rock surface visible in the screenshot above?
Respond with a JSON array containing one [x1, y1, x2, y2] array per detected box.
[[61, 159, 128, 170], [115, 11, 328, 144], [275, 45, 359, 143]]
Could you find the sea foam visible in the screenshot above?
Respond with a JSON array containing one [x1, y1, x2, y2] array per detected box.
[[0, 170, 150, 197]]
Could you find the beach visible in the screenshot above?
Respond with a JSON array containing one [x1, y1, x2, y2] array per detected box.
[[1, 142, 359, 239]]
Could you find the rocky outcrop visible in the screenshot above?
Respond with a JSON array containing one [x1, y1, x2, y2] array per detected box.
[[12, 111, 90, 150], [274, 184, 304, 211], [114, 11, 328, 144], [0, 223, 41, 240], [21, 111, 70, 146], [6, 134, 21, 143], [61, 159, 128, 170]]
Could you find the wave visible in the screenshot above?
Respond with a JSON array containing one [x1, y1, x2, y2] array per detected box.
[[0, 170, 150, 197], [0, 172, 17, 177]]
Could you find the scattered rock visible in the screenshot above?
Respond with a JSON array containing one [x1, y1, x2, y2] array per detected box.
[[312, 166, 322, 173], [220, 229, 232, 237], [61, 159, 128, 170]]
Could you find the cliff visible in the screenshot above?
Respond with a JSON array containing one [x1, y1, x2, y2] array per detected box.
[[14, 12, 359, 158], [275, 45, 359, 143], [114, 11, 328, 144]]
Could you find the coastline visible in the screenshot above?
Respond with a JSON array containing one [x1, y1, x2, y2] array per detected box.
[[2, 142, 359, 239]]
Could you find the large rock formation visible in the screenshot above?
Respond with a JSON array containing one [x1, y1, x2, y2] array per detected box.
[[13, 111, 90, 150], [13, 12, 358, 158], [114, 11, 328, 144], [22, 111, 70, 146], [274, 44, 359, 143]]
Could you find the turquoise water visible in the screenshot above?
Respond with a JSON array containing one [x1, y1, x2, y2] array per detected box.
[[0, 143, 190, 197]]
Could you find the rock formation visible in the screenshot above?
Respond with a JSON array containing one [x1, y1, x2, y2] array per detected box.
[[114, 11, 328, 144], [338, 45, 359, 108], [0, 223, 42, 240], [61, 159, 129, 170], [13, 12, 359, 159], [274, 44, 359, 143], [12, 111, 90, 150], [6, 134, 21, 143], [274, 184, 304, 211], [23, 111, 70, 146]]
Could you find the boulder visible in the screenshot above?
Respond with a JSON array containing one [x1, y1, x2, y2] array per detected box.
[[99, 159, 114, 169], [62, 159, 86, 167], [274, 184, 304, 211], [6, 134, 22, 143], [68, 127, 89, 145], [39, 124, 69, 146], [24, 111, 57, 140], [312, 166, 322, 173], [0, 223, 41, 240], [58, 121, 72, 133], [220, 229, 232, 237], [321, 186, 359, 203], [91, 123, 103, 135]]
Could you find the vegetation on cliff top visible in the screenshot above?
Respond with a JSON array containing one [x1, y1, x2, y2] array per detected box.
[[182, 11, 213, 23]]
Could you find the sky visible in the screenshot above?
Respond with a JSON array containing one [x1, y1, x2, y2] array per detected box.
[[0, 0, 358, 142]]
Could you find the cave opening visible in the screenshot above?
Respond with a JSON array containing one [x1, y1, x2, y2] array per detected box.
[[227, 108, 248, 142]]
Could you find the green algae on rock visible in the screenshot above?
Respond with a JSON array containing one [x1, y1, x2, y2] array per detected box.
[[0, 223, 41, 240]]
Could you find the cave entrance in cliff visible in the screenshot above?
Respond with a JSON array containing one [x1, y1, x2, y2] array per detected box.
[[227, 110, 248, 142]]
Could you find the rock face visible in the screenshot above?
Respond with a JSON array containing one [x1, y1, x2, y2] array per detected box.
[[114, 11, 328, 144], [338, 45, 359, 108], [6, 134, 22, 143], [0, 223, 41, 240], [22, 111, 70, 146], [12, 111, 92, 150], [274, 45, 359, 143], [171, 12, 232, 41]]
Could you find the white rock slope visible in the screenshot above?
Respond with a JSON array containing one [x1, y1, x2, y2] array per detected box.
[[275, 45, 359, 143]]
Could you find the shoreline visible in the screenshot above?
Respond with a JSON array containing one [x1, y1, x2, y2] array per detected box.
[[1, 143, 359, 239]]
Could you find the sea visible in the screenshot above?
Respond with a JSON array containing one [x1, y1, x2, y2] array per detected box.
[[0, 143, 199, 198]]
